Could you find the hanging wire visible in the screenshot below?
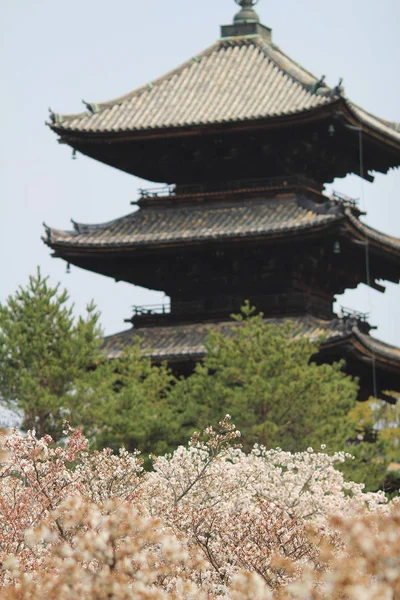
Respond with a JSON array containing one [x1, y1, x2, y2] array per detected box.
[[357, 125, 378, 399]]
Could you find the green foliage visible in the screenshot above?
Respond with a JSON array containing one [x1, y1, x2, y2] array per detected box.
[[1, 271, 395, 493], [345, 399, 400, 492], [0, 268, 103, 439], [90, 343, 178, 459], [0, 270, 180, 458], [169, 303, 359, 453]]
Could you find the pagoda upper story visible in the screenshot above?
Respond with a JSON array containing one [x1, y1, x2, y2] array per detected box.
[[48, 1, 400, 186], [44, 178, 400, 326]]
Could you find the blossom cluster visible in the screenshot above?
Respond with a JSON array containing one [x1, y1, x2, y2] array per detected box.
[[0, 417, 398, 599]]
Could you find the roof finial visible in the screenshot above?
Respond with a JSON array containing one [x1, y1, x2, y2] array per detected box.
[[234, 0, 260, 24]]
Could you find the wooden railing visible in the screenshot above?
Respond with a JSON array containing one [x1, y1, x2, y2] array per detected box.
[[131, 303, 171, 316], [138, 176, 321, 200], [338, 306, 369, 322]]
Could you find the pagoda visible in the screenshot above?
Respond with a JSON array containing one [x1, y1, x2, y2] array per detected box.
[[44, 0, 400, 402]]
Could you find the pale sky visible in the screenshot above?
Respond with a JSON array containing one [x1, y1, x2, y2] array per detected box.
[[1, 0, 399, 345]]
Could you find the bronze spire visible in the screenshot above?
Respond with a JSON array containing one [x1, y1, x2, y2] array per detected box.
[[234, 0, 261, 24]]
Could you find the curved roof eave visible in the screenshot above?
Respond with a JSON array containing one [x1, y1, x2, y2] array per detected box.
[[344, 101, 400, 147], [49, 99, 339, 141], [42, 212, 343, 253], [352, 327, 400, 370], [343, 208, 400, 257], [50, 97, 400, 154]]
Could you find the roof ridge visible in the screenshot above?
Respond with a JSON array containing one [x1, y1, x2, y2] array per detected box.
[[254, 37, 326, 92]]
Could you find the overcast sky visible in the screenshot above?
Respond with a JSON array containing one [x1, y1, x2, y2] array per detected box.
[[1, 0, 399, 345]]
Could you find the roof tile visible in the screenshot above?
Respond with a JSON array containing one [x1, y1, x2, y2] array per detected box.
[[45, 195, 342, 249]]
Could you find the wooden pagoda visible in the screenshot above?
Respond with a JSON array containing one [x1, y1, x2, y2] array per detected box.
[[44, 0, 400, 402]]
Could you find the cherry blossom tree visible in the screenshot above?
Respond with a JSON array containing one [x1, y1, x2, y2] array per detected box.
[[0, 418, 398, 599]]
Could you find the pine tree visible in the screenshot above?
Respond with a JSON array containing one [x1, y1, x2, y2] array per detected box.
[[90, 343, 178, 459], [0, 268, 102, 439], [169, 304, 359, 453]]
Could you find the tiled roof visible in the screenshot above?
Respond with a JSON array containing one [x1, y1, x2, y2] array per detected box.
[[44, 194, 400, 255], [50, 38, 331, 134], [45, 195, 343, 250], [102, 315, 348, 361], [102, 315, 400, 373], [49, 35, 400, 147]]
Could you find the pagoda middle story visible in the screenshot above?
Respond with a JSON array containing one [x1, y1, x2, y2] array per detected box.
[[44, 0, 400, 403]]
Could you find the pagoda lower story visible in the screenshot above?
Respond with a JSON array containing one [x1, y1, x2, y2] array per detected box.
[[103, 311, 400, 404]]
